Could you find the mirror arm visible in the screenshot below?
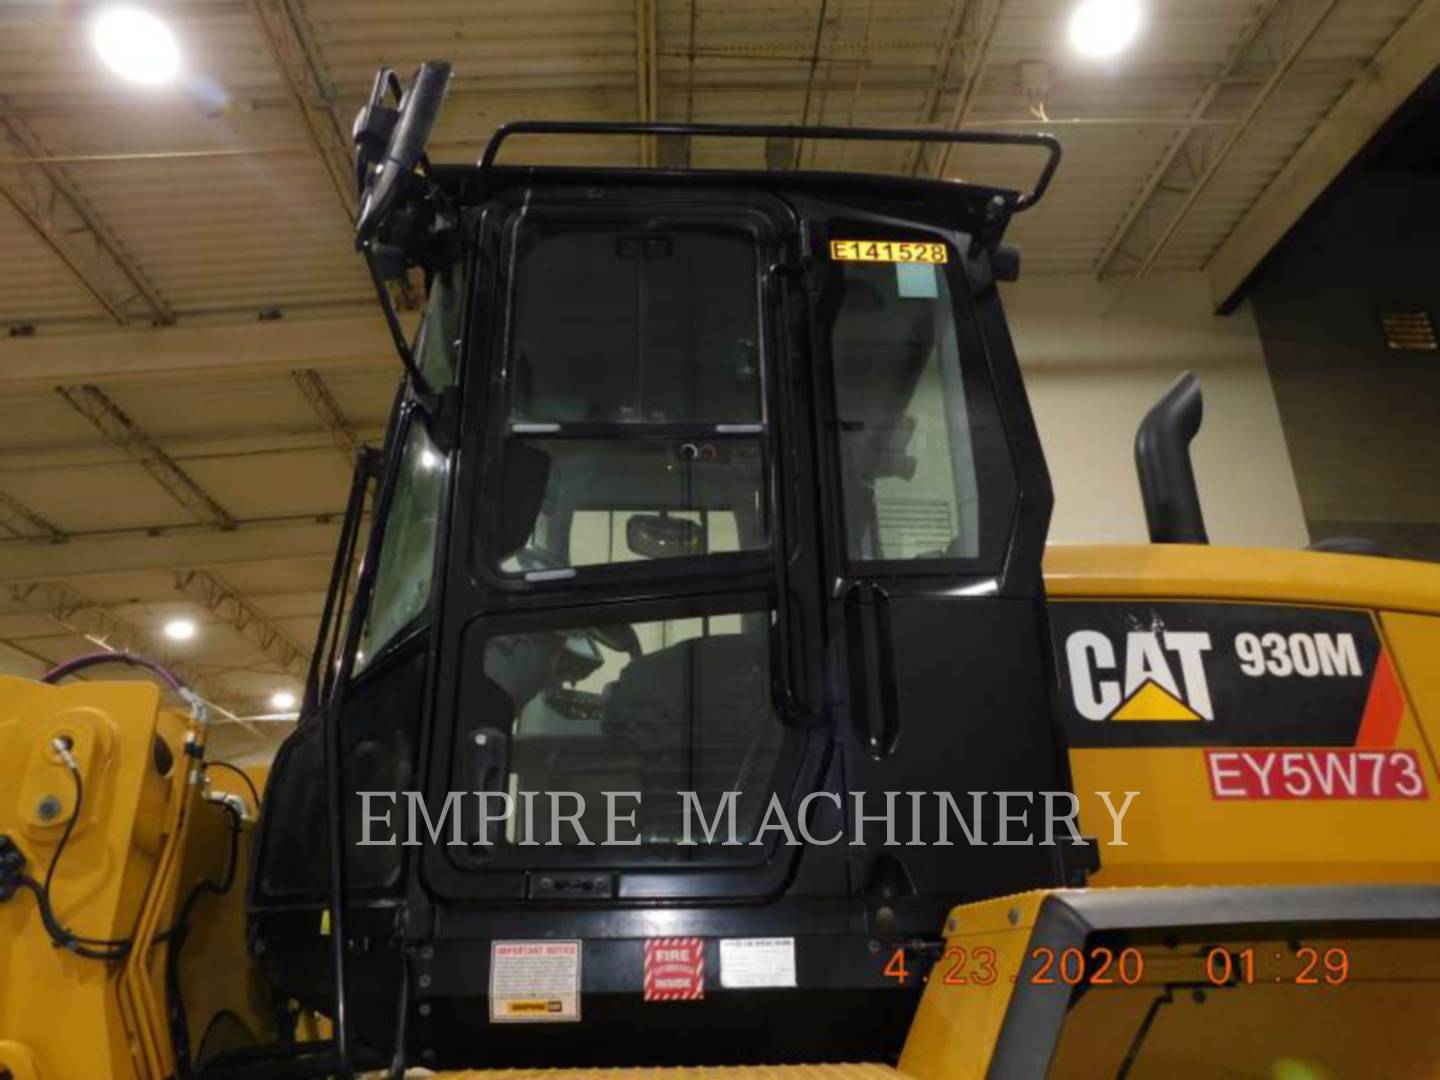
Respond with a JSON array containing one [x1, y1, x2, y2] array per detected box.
[[362, 244, 435, 401]]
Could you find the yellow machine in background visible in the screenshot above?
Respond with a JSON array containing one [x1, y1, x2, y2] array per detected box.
[[0, 676, 274, 1080]]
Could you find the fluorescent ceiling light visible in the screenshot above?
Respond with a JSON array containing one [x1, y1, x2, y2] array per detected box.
[[92, 6, 182, 85], [1069, 0, 1142, 59], [163, 618, 197, 641], [270, 690, 298, 711]]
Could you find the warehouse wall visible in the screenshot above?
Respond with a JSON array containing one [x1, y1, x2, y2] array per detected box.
[[1248, 172, 1440, 561], [1003, 271, 1309, 549]]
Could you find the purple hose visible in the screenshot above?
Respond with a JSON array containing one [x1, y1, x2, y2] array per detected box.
[[41, 650, 188, 693]]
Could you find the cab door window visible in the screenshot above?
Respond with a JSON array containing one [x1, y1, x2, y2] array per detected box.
[[822, 235, 1017, 570], [487, 213, 771, 577], [475, 604, 783, 851]]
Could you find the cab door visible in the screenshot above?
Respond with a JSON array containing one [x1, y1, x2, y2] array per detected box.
[[793, 200, 1069, 932], [420, 187, 840, 907]]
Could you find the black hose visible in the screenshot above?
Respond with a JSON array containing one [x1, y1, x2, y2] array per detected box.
[[205, 761, 261, 817], [164, 798, 244, 1079], [18, 767, 133, 961]]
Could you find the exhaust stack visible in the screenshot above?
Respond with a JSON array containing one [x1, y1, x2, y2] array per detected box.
[[1135, 370, 1209, 544]]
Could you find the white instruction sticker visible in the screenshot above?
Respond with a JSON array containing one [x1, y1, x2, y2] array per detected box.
[[489, 940, 582, 1022], [719, 937, 796, 989]]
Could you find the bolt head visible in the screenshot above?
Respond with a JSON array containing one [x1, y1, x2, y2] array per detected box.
[[36, 795, 62, 822]]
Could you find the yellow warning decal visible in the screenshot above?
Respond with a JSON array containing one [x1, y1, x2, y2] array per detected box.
[[830, 239, 948, 264], [1110, 679, 1203, 722], [505, 1001, 556, 1015]]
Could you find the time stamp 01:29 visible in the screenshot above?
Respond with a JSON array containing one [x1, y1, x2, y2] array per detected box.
[[882, 943, 1353, 988]]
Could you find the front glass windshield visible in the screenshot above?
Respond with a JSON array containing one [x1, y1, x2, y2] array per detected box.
[[490, 215, 770, 576]]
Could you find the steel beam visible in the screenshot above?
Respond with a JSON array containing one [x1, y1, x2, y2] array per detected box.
[[5, 579, 255, 720], [1210, 0, 1440, 307], [920, 0, 1008, 179], [792, 0, 833, 168], [0, 490, 64, 543], [0, 519, 344, 584], [246, 0, 354, 222], [291, 367, 361, 463], [173, 567, 310, 677], [903, 0, 969, 174], [0, 313, 400, 388], [635, 0, 660, 166], [1108, 0, 1344, 281], [0, 112, 171, 326], [55, 384, 238, 529], [1094, 0, 1288, 278]]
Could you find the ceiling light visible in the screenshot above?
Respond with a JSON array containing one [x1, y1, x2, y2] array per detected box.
[[1069, 0, 1142, 59], [163, 618, 197, 642], [270, 690, 297, 711], [92, 6, 182, 86]]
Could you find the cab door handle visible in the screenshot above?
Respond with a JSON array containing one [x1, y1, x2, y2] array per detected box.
[[843, 582, 900, 757]]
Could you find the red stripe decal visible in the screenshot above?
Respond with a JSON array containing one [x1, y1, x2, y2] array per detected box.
[[1354, 649, 1404, 747]]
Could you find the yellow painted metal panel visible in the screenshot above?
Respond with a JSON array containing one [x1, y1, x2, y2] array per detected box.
[[1044, 544, 1440, 616], [1046, 547, 1440, 886], [431, 1066, 908, 1079], [899, 893, 1046, 1080]]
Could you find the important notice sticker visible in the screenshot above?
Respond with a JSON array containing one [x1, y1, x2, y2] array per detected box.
[[719, 937, 796, 989], [489, 940, 581, 1023], [644, 937, 705, 1001]]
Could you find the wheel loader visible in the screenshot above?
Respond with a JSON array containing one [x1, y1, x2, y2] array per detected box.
[[4, 61, 1440, 1080]]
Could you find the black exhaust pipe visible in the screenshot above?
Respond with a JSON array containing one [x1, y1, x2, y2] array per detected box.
[[1135, 371, 1209, 544]]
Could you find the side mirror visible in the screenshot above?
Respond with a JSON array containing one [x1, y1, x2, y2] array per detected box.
[[354, 60, 452, 246], [626, 515, 703, 559]]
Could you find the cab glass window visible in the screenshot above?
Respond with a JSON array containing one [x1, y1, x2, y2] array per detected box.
[[488, 215, 770, 577], [824, 244, 1015, 565], [472, 607, 782, 847], [356, 419, 446, 670], [508, 221, 761, 423], [498, 437, 765, 574], [414, 267, 462, 389]]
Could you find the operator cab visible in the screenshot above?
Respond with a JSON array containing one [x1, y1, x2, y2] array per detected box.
[[250, 63, 1076, 1071]]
